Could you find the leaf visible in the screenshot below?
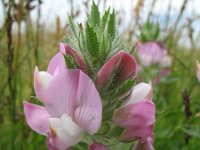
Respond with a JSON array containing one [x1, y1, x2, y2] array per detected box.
[[68, 15, 79, 39], [73, 142, 89, 150], [114, 78, 135, 98], [181, 127, 200, 138], [107, 11, 116, 39], [101, 7, 110, 30], [63, 54, 79, 69], [140, 21, 160, 42], [85, 23, 99, 59], [90, 1, 100, 27]]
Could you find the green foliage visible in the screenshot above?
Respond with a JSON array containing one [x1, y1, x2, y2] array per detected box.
[[65, 1, 125, 76], [85, 22, 99, 59], [140, 20, 160, 43], [88, 1, 100, 27], [107, 11, 116, 39], [64, 54, 79, 69]]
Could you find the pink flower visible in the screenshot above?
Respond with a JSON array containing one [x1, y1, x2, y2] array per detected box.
[[24, 53, 102, 150], [113, 82, 155, 148], [136, 41, 167, 66], [90, 142, 109, 150], [196, 60, 200, 82], [97, 50, 137, 87]]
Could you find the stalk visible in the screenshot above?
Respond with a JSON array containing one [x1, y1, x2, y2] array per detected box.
[[34, 0, 41, 65], [5, 0, 16, 149]]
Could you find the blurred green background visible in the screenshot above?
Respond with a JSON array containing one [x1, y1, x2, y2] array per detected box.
[[0, 0, 200, 149]]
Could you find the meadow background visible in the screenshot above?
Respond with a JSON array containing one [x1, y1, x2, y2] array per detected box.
[[0, 0, 200, 149]]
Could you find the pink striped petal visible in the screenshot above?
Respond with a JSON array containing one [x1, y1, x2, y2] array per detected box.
[[113, 101, 155, 128], [97, 50, 137, 87], [23, 101, 50, 135], [121, 125, 153, 142], [44, 70, 80, 118], [47, 52, 67, 76], [74, 71, 102, 135], [90, 142, 109, 150], [60, 43, 87, 72]]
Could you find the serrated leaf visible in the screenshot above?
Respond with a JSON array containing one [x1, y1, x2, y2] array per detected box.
[[101, 7, 110, 29], [86, 23, 99, 59], [90, 1, 100, 27], [68, 15, 79, 39], [107, 11, 116, 39]]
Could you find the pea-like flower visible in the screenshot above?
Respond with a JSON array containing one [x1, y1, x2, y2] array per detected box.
[[113, 82, 155, 150], [23, 52, 102, 150], [136, 41, 171, 67]]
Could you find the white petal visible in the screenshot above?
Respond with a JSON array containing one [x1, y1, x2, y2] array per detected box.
[[61, 114, 84, 137], [126, 82, 151, 105], [48, 114, 84, 150], [34, 66, 53, 101]]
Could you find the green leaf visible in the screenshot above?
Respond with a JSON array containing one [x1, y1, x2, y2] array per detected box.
[[101, 7, 110, 29], [90, 1, 100, 27], [114, 78, 135, 98], [68, 15, 79, 39], [107, 11, 116, 39], [181, 127, 200, 138], [73, 142, 89, 150], [140, 21, 160, 42], [85, 23, 99, 59], [63, 55, 79, 69]]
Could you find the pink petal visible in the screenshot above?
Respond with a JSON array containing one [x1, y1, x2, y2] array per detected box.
[[44, 70, 80, 117], [113, 101, 155, 128], [34, 66, 53, 102], [90, 142, 109, 150], [97, 50, 137, 87], [74, 71, 102, 135], [60, 43, 87, 72], [47, 52, 67, 76], [121, 125, 154, 142], [23, 101, 50, 135], [43, 69, 102, 135]]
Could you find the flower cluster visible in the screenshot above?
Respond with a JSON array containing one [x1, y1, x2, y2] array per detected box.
[[23, 3, 156, 150], [23, 43, 155, 150]]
